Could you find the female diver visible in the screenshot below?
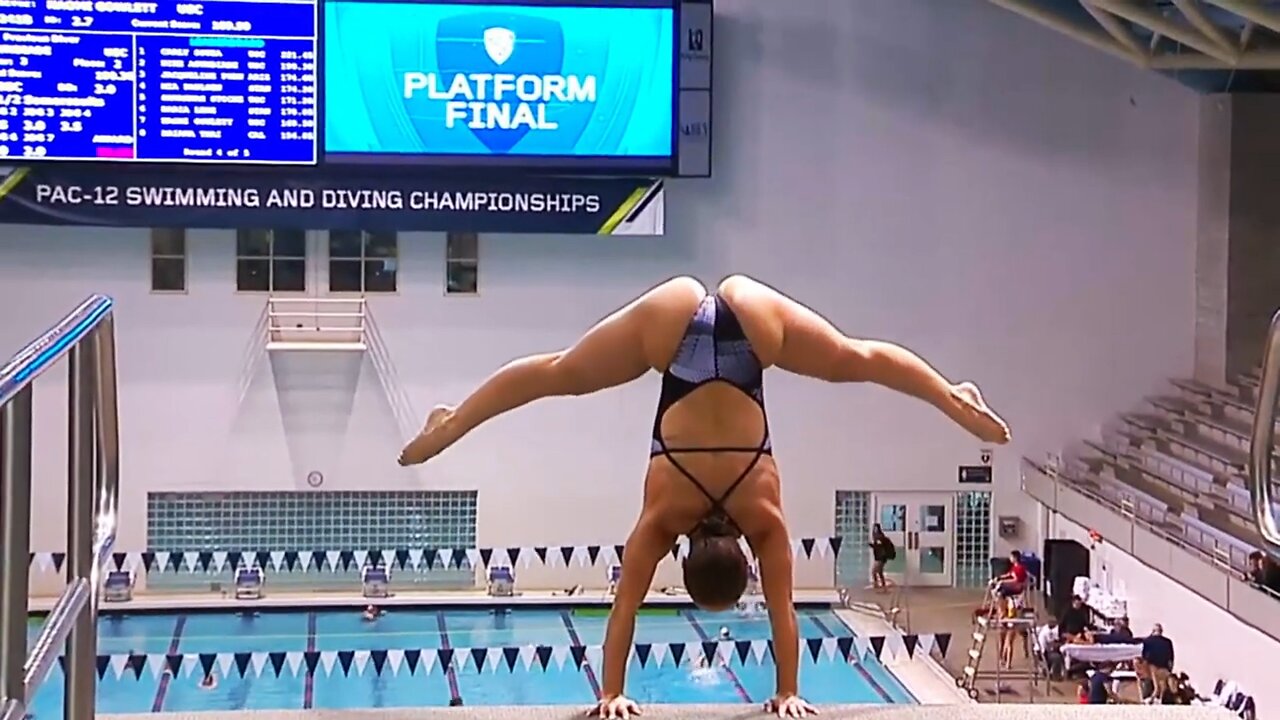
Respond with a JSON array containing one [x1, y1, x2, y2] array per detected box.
[[398, 275, 1011, 718]]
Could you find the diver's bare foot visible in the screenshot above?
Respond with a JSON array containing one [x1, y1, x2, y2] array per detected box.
[[950, 382, 1011, 444], [397, 405, 456, 466]]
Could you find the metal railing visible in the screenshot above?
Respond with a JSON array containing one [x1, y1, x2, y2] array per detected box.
[[260, 297, 417, 442], [0, 295, 120, 720], [266, 297, 365, 348], [364, 312, 418, 443], [1248, 308, 1280, 560], [1023, 459, 1280, 642]]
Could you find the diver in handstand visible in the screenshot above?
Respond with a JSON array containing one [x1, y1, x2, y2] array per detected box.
[[399, 275, 1011, 718]]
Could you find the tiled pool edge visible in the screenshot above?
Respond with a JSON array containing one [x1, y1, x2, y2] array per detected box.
[[833, 608, 968, 705], [28, 589, 843, 614], [104, 704, 1235, 720]]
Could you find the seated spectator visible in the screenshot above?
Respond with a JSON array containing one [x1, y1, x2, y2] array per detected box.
[[1058, 596, 1091, 642], [1087, 665, 1116, 704], [1092, 616, 1134, 644], [1246, 551, 1280, 595]]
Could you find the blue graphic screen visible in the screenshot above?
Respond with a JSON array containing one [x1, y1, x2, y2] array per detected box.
[[323, 1, 676, 170]]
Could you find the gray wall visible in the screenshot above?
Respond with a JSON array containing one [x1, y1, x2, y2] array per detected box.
[[0, 0, 1199, 588]]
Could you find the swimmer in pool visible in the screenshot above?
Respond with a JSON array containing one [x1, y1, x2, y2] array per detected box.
[[398, 275, 1010, 718], [199, 672, 217, 690]]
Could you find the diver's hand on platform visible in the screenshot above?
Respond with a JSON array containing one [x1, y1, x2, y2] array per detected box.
[[397, 405, 456, 466], [949, 381, 1011, 445], [589, 695, 641, 719], [765, 695, 816, 718]]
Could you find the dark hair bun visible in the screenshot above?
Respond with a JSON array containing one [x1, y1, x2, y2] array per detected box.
[[695, 514, 736, 538]]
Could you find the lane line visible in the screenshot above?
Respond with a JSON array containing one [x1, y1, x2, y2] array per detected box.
[[682, 610, 753, 704], [436, 611, 463, 705], [149, 614, 187, 711], [559, 610, 602, 700]]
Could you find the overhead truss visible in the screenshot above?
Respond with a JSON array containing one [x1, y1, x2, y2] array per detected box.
[[987, 0, 1280, 70]]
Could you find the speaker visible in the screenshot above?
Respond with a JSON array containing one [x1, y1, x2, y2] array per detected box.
[[1043, 539, 1090, 617]]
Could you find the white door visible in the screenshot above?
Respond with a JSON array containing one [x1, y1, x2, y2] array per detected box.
[[873, 493, 954, 587]]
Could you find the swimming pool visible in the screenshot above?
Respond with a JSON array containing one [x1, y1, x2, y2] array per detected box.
[[24, 606, 913, 716]]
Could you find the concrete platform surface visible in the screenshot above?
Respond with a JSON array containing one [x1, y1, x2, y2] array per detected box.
[[110, 705, 1236, 720]]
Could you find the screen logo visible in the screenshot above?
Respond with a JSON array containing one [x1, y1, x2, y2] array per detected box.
[[400, 13, 598, 153], [484, 27, 515, 65]]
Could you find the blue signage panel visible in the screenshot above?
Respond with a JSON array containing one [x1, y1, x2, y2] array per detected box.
[[323, 0, 675, 171], [0, 0, 319, 164]]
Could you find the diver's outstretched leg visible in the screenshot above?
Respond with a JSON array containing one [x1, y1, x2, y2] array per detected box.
[[398, 276, 706, 465], [719, 275, 1010, 444]]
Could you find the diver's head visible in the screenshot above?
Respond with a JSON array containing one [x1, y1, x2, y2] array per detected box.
[[682, 515, 748, 612]]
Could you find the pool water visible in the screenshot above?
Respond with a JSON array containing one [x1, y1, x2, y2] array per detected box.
[[25, 607, 913, 716]]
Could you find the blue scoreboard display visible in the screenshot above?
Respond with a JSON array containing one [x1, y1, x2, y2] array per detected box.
[[323, 0, 675, 171], [0, 0, 682, 173], [0, 0, 319, 164]]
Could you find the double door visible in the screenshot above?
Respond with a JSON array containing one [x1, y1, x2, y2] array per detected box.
[[872, 493, 954, 587]]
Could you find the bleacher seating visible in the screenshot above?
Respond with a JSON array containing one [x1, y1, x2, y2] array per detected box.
[[1048, 366, 1277, 579]]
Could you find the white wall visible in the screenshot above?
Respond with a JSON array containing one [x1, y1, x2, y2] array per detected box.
[[1050, 513, 1277, 715], [1, 0, 1199, 589]]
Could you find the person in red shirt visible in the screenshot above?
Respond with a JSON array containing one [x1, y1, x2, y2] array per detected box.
[[993, 550, 1028, 599]]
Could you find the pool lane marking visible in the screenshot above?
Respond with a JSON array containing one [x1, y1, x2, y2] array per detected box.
[[302, 612, 317, 709], [149, 614, 188, 712], [436, 611, 463, 705], [808, 612, 894, 703], [559, 611, 602, 700], [681, 610, 753, 704]]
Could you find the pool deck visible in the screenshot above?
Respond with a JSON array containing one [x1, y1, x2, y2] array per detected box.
[[30, 589, 842, 613], [105, 704, 1236, 720]]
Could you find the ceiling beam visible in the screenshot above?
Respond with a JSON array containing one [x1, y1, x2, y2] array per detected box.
[[1089, 0, 1239, 65], [1201, 0, 1280, 38], [1079, 0, 1150, 64], [984, 0, 1136, 65], [1171, 0, 1238, 57]]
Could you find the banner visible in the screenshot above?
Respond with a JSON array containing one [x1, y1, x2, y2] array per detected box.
[[0, 166, 665, 234], [64, 632, 953, 680], [29, 537, 845, 575]]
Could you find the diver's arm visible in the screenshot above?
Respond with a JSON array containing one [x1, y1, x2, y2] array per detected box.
[[756, 523, 800, 697], [601, 517, 674, 699]]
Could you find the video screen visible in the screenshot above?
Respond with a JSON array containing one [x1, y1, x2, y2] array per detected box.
[[0, 0, 319, 164], [323, 0, 676, 170]]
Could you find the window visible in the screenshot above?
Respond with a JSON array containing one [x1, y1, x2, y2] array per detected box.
[[445, 231, 479, 295], [235, 229, 307, 292], [150, 228, 187, 293], [328, 230, 398, 293], [955, 490, 993, 588]]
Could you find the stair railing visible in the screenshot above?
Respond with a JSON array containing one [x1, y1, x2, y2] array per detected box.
[[1248, 309, 1280, 560], [362, 306, 418, 442], [233, 304, 270, 408], [1, 295, 120, 720]]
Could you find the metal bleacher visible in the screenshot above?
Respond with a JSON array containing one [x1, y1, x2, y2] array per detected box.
[[1023, 312, 1280, 643]]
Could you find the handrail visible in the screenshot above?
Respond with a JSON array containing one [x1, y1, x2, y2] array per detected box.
[[1024, 458, 1280, 606], [364, 310, 417, 442], [1248, 308, 1280, 559], [0, 295, 112, 407], [0, 294, 120, 720]]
